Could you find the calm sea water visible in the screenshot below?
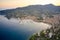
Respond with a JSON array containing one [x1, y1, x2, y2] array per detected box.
[[0, 15, 51, 40]]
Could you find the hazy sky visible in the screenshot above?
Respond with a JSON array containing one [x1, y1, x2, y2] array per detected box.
[[0, 0, 60, 9]]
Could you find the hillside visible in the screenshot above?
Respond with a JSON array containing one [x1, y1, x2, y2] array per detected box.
[[0, 4, 60, 19]]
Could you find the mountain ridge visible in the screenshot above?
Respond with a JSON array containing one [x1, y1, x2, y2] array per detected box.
[[0, 4, 60, 19], [0, 4, 60, 11]]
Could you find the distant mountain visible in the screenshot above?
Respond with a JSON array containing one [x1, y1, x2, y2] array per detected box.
[[0, 4, 60, 19]]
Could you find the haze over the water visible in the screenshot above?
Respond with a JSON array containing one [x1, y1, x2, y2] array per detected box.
[[0, 15, 51, 33], [0, 0, 60, 10], [0, 15, 52, 40]]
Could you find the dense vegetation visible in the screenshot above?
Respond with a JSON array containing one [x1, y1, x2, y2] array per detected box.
[[29, 21, 60, 40]]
